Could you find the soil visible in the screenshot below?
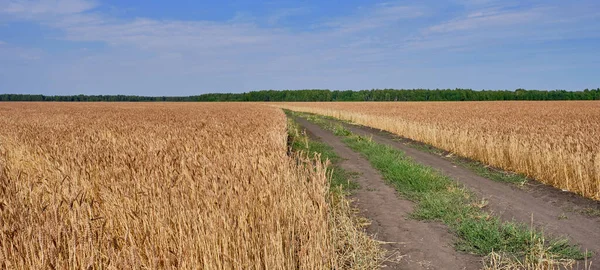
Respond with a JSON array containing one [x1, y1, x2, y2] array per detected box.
[[332, 118, 600, 263], [295, 117, 481, 270]]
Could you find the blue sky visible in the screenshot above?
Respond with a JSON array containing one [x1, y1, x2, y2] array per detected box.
[[0, 0, 599, 95]]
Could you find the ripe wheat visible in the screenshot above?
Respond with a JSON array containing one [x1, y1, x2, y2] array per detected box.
[[0, 103, 379, 269], [276, 101, 600, 200]]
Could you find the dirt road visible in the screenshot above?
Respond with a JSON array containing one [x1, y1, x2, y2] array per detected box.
[[330, 118, 600, 260], [295, 117, 481, 270]]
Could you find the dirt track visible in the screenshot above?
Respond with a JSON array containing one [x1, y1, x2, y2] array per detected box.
[[327, 118, 600, 261], [295, 117, 481, 270]]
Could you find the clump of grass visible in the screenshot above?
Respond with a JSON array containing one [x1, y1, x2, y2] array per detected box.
[[484, 236, 592, 270], [454, 159, 529, 185], [579, 208, 600, 217], [332, 124, 352, 137]]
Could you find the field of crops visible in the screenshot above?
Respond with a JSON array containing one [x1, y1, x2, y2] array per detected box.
[[276, 101, 600, 200], [0, 103, 380, 269]]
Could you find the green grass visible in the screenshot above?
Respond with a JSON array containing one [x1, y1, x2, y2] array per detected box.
[[563, 206, 600, 218], [295, 111, 589, 262], [455, 159, 527, 185], [405, 140, 527, 185], [580, 207, 600, 217]]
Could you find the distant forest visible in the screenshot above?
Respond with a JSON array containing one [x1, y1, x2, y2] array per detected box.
[[2, 88, 600, 102]]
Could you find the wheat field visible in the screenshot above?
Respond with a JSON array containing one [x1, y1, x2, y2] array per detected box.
[[0, 103, 379, 269], [276, 101, 600, 200]]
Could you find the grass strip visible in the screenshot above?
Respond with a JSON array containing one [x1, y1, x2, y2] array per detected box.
[[294, 111, 590, 265], [404, 141, 529, 185]]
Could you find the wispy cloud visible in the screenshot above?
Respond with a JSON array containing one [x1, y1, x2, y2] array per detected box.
[[0, 42, 43, 61], [266, 7, 308, 25], [61, 18, 279, 51], [321, 3, 425, 33], [426, 7, 543, 33], [0, 0, 97, 16], [408, 1, 600, 52]]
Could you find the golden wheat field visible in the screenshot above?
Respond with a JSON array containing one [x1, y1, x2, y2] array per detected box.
[[0, 102, 379, 269], [276, 101, 600, 200]]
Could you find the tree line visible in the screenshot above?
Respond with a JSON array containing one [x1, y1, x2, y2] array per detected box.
[[2, 88, 600, 102]]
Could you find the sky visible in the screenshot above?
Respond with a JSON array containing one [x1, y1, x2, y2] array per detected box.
[[0, 0, 599, 95]]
